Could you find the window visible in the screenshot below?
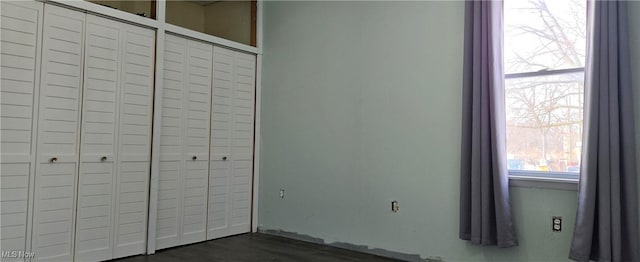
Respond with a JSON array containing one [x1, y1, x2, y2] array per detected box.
[[504, 0, 586, 180]]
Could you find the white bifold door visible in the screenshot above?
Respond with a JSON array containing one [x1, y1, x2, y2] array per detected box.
[[31, 5, 86, 261], [207, 47, 256, 240], [0, 1, 43, 259], [156, 34, 213, 250], [24, 4, 154, 262], [155, 35, 256, 250], [75, 15, 154, 261]]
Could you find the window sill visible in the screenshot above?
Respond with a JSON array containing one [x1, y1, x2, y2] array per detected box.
[[509, 173, 578, 191]]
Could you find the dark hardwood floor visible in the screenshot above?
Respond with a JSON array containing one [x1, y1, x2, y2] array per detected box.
[[115, 233, 401, 262]]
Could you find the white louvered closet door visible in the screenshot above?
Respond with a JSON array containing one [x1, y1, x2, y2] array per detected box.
[[75, 15, 121, 262], [208, 47, 256, 239], [207, 47, 233, 240], [32, 5, 85, 261], [156, 34, 187, 250], [0, 1, 43, 257], [76, 15, 154, 261], [228, 51, 255, 235], [180, 40, 212, 245], [112, 23, 155, 259], [156, 35, 213, 249]]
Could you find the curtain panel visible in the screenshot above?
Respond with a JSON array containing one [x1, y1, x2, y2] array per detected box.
[[570, 1, 640, 261], [459, 0, 518, 248]]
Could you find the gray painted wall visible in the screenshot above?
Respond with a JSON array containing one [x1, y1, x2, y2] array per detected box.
[[259, 1, 640, 261]]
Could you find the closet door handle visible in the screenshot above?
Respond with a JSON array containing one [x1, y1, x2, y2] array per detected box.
[[49, 157, 58, 163], [192, 156, 197, 160], [101, 156, 108, 162], [222, 156, 228, 161]]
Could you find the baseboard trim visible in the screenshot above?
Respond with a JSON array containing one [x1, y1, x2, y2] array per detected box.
[[257, 227, 440, 262]]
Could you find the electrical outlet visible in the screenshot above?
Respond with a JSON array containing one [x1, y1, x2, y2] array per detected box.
[[391, 200, 399, 212], [279, 189, 285, 199], [552, 216, 562, 232]]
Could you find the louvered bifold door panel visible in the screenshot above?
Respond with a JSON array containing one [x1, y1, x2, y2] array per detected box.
[[207, 47, 233, 240], [229, 51, 256, 235], [155, 34, 187, 250], [75, 15, 121, 262], [180, 40, 212, 245], [32, 5, 85, 261], [112, 23, 154, 259], [0, 1, 43, 258]]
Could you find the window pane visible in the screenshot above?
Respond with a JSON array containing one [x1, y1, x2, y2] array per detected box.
[[505, 72, 584, 173], [504, 0, 586, 74]]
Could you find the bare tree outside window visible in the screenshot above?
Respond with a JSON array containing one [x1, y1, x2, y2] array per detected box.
[[504, 0, 586, 176]]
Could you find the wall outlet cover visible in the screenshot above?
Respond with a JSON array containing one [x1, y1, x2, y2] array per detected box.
[[391, 201, 399, 212], [552, 216, 562, 232]]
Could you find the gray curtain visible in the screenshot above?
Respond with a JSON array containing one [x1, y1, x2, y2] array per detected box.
[[569, 0, 640, 261], [459, 0, 518, 248]]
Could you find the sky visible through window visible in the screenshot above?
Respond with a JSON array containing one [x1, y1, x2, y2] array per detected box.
[[504, 0, 586, 174]]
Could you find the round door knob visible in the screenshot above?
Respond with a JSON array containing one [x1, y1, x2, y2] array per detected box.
[[49, 157, 58, 163], [192, 156, 197, 160], [101, 156, 107, 162], [222, 156, 228, 161]]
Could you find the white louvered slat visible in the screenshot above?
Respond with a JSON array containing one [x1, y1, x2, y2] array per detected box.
[[32, 5, 84, 261], [112, 23, 154, 259], [75, 15, 121, 262], [155, 34, 187, 250], [181, 40, 212, 245], [0, 2, 42, 258]]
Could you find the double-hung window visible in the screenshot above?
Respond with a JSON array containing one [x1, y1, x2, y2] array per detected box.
[[504, 0, 587, 181]]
